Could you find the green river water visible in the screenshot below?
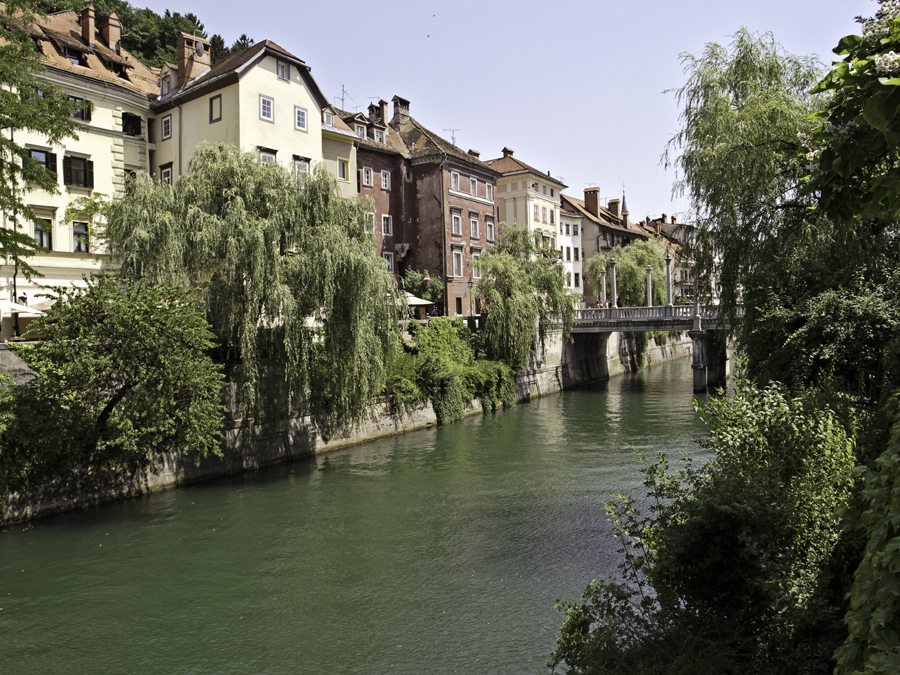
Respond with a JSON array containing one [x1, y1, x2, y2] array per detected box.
[[0, 356, 716, 674]]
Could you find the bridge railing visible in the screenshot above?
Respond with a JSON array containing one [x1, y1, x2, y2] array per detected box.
[[576, 305, 744, 323]]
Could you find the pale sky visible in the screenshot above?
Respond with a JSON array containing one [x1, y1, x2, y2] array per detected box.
[[138, 0, 874, 221]]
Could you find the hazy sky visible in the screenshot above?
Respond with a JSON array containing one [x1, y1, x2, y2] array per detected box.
[[139, 0, 874, 220]]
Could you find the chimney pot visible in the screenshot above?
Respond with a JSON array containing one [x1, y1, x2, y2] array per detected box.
[[81, 5, 95, 47], [391, 95, 410, 127], [671, 215, 677, 225], [468, 149, 480, 158], [502, 147, 514, 158], [584, 187, 600, 218], [661, 213, 666, 223], [608, 198, 620, 218]]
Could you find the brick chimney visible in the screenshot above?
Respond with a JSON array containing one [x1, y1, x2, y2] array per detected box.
[[584, 187, 600, 217], [608, 198, 620, 218], [468, 149, 480, 159], [102, 11, 121, 51], [671, 215, 677, 225], [379, 99, 388, 124], [176, 32, 211, 90], [661, 213, 666, 224], [502, 147, 514, 158], [368, 102, 379, 120], [81, 5, 95, 47], [392, 95, 410, 127]]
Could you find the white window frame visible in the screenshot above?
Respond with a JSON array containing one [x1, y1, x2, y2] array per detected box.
[[161, 76, 170, 95], [337, 158, 349, 181], [382, 214, 393, 236], [260, 150, 277, 166], [452, 248, 463, 277], [294, 106, 307, 131], [260, 95, 274, 122], [486, 183, 493, 201], [276, 60, 289, 81], [161, 167, 172, 184], [486, 218, 495, 241], [451, 171, 460, 191], [375, 129, 384, 143], [533, 204, 539, 222], [472, 251, 481, 279], [550, 210, 555, 224], [323, 111, 334, 127], [362, 167, 373, 187], [356, 125, 365, 139], [366, 212, 376, 232], [161, 114, 172, 140], [381, 170, 391, 190], [451, 212, 462, 235], [293, 158, 309, 176], [383, 251, 394, 273], [470, 177, 477, 196], [542, 207, 548, 223], [470, 216, 479, 239]]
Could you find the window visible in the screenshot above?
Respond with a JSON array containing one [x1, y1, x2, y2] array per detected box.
[[455, 297, 463, 316], [73, 222, 89, 252], [381, 170, 391, 190], [260, 150, 276, 166], [472, 250, 481, 278], [29, 149, 57, 177], [66, 47, 87, 67], [68, 96, 91, 122], [276, 60, 289, 81], [470, 216, 479, 239], [294, 106, 307, 131], [543, 185, 547, 195], [542, 207, 547, 222], [382, 215, 393, 236], [451, 172, 460, 191], [260, 95, 274, 122], [574, 248, 579, 261], [470, 178, 477, 196], [63, 156, 93, 189], [160, 165, 172, 185], [533, 183, 539, 192], [362, 167, 373, 187], [550, 210, 555, 225], [293, 155, 310, 176], [486, 218, 495, 241], [486, 183, 493, 201], [161, 76, 170, 95], [375, 129, 384, 143], [356, 125, 365, 139], [366, 213, 376, 232], [574, 273, 580, 288], [209, 96, 222, 123], [566, 247, 571, 261], [451, 211, 462, 235], [337, 159, 349, 181], [323, 111, 334, 126], [123, 113, 141, 136], [452, 248, 463, 277], [34, 219, 51, 249], [533, 204, 539, 222], [565, 222, 570, 235], [551, 188, 555, 197], [161, 114, 172, 140], [383, 252, 394, 273]]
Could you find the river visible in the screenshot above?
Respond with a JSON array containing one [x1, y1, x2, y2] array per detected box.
[[0, 356, 716, 674]]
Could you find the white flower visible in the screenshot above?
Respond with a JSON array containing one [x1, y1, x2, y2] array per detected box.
[[875, 51, 900, 74]]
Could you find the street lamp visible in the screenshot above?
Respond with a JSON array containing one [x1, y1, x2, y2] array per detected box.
[[468, 276, 474, 316]]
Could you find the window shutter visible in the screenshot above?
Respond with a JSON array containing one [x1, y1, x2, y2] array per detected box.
[[84, 101, 92, 122], [85, 160, 94, 189], [47, 152, 57, 178], [62, 156, 72, 185]]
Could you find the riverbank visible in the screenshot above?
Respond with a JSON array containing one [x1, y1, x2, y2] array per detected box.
[[2, 331, 695, 524]]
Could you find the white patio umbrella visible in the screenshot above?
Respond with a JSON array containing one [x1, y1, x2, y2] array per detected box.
[[0, 300, 44, 316]]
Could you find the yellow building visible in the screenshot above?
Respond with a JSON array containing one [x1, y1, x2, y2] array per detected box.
[[1, 6, 158, 339]]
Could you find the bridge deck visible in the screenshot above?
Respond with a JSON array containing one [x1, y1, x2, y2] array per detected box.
[[574, 305, 743, 333]]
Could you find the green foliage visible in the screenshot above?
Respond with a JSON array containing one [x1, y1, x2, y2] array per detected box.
[[104, 143, 399, 434], [0, 0, 84, 279], [475, 224, 577, 369], [664, 28, 824, 311], [385, 318, 515, 425], [584, 238, 667, 309], [805, 2, 900, 223], [836, 401, 900, 675], [401, 268, 443, 304], [0, 274, 224, 513], [551, 380, 857, 674]]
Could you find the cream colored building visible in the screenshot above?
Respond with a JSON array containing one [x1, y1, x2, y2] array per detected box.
[[559, 209, 583, 300], [484, 147, 565, 243], [1, 6, 158, 339]]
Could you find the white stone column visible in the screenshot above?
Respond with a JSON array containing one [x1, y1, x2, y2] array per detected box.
[[665, 253, 673, 306], [646, 265, 653, 307], [601, 270, 607, 307], [610, 258, 617, 309]]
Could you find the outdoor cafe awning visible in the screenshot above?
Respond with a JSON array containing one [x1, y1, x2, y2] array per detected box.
[[0, 300, 44, 317], [405, 292, 432, 306]]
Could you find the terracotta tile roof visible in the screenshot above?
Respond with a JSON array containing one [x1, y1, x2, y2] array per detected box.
[[395, 117, 499, 175], [334, 107, 410, 157], [485, 153, 566, 187], [562, 194, 648, 238], [14, 7, 160, 99]]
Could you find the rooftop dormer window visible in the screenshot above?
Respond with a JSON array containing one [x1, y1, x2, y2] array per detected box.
[[323, 111, 333, 127], [66, 47, 87, 67], [356, 125, 365, 139], [161, 76, 170, 95], [375, 129, 384, 144]]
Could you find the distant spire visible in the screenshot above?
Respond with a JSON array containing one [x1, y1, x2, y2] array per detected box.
[[621, 189, 628, 216]]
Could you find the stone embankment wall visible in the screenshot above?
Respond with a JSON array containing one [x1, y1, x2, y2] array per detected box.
[[3, 331, 692, 524]]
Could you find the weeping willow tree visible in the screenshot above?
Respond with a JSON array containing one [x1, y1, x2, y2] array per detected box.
[[103, 143, 399, 434], [663, 28, 824, 311], [584, 238, 667, 308], [474, 224, 576, 369]]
